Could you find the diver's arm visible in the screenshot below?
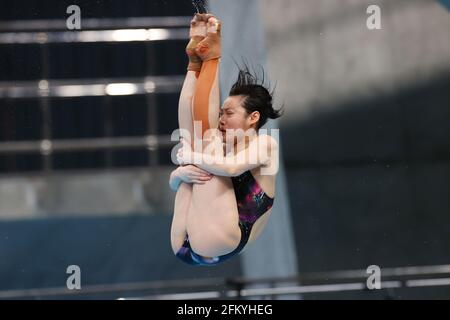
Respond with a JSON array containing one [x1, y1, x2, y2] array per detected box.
[[179, 135, 278, 177], [169, 165, 213, 191]]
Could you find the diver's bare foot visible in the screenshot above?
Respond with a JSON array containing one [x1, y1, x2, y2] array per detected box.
[[186, 14, 207, 72], [195, 15, 221, 61]]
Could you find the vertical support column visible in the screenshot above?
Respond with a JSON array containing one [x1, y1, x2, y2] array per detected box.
[[103, 95, 113, 168], [38, 40, 57, 213], [40, 42, 52, 173], [145, 43, 159, 166]]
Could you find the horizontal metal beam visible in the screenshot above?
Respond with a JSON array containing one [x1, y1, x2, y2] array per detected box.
[[0, 76, 184, 98], [0, 27, 188, 45], [1, 264, 450, 299], [0, 135, 177, 155], [228, 264, 450, 286], [136, 278, 450, 299], [0, 16, 192, 32], [0, 277, 227, 299]]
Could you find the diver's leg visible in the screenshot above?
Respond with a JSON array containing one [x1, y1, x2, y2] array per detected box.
[[179, 14, 208, 143], [178, 71, 197, 144], [187, 17, 243, 257], [170, 182, 193, 254], [171, 15, 207, 253], [192, 16, 222, 139]]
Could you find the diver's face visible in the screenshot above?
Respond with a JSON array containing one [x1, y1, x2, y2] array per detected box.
[[219, 95, 249, 132], [219, 95, 259, 143]]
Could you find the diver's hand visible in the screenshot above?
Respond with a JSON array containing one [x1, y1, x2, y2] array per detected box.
[[176, 139, 194, 166], [177, 165, 212, 184]]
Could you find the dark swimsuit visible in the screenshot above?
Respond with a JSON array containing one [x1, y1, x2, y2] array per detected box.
[[176, 171, 274, 266]]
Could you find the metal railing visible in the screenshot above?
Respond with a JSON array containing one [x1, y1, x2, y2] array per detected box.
[[0, 135, 177, 155], [0, 76, 184, 99], [0, 16, 191, 32], [1, 264, 449, 300]]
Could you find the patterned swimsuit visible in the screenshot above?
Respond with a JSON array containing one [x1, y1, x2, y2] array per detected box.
[[175, 171, 274, 266]]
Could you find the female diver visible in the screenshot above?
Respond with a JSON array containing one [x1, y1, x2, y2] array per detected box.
[[169, 14, 283, 266]]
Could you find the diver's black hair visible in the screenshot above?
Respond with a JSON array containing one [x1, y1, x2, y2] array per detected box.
[[229, 62, 283, 129]]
